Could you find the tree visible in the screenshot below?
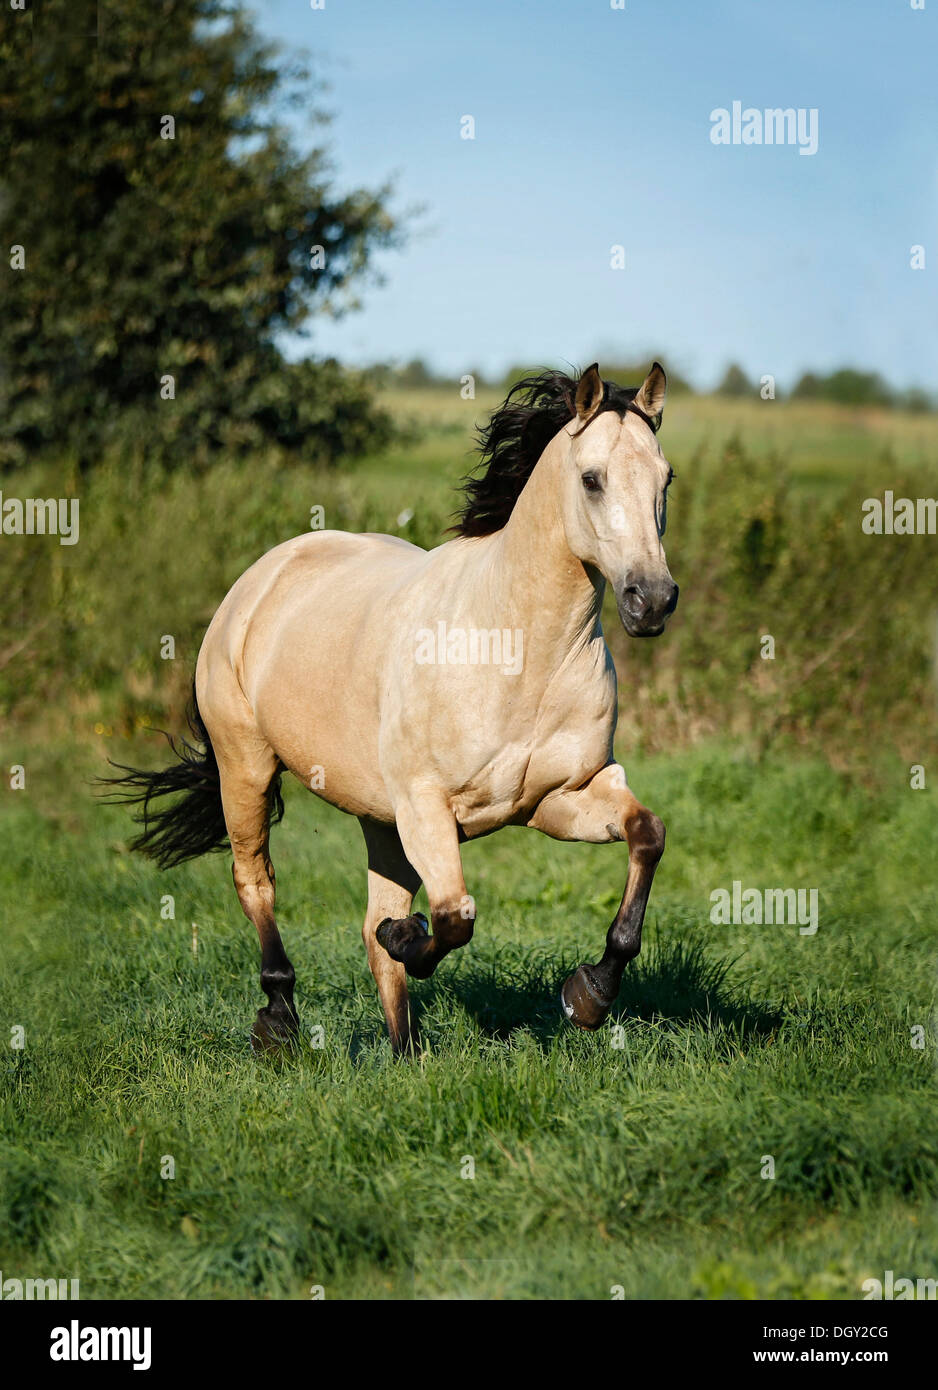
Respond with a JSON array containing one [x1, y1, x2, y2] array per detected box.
[[791, 368, 894, 408], [790, 371, 821, 401], [0, 0, 401, 468], [901, 387, 934, 414], [821, 369, 892, 408], [715, 363, 753, 397]]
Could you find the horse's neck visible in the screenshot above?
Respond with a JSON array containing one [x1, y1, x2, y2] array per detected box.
[[489, 436, 604, 659]]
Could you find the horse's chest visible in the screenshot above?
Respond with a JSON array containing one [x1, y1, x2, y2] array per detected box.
[[450, 676, 616, 836]]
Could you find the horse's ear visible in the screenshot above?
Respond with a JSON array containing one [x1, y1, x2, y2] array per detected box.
[[633, 362, 667, 424], [575, 363, 604, 422]]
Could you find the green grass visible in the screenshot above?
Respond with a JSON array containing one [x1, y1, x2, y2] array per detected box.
[[1, 740, 936, 1299]]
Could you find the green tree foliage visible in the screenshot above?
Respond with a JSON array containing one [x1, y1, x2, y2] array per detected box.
[[0, 0, 401, 469], [715, 362, 753, 397], [791, 368, 894, 408]]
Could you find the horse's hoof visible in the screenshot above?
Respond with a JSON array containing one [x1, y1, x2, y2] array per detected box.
[[561, 966, 614, 1031], [251, 1005, 300, 1055], [376, 912, 429, 962]]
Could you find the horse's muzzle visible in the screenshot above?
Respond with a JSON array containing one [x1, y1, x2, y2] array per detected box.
[[617, 574, 679, 637]]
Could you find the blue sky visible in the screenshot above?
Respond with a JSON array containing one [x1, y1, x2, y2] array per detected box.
[[256, 0, 938, 390]]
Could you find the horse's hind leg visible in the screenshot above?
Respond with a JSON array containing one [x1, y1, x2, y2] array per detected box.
[[359, 820, 422, 1054], [215, 741, 299, 1052]]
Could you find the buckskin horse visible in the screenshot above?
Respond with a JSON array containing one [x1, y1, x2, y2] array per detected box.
[[105, 363, 679, 1054]]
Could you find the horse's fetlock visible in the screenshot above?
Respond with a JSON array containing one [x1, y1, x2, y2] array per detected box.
[[261, 963, 295, 997], [617, 932, 642, 963]]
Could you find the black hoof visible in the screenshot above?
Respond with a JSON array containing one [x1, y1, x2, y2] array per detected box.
[[560, 966, 615, 1031], [251, 1003, 300, 1054], [376, 912, 429, 963]]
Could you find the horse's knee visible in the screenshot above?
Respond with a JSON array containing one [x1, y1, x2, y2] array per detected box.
[[432, 900, 475, 951]]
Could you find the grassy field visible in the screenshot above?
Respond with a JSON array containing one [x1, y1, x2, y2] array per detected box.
[[1, 385, 937, 1299]]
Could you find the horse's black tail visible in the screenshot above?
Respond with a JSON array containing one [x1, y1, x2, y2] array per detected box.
[[98, 683, 284, 870]]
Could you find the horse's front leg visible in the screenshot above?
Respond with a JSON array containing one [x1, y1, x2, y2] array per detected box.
[[528, 762, 666, 1030], [375, 792, 475, 980]]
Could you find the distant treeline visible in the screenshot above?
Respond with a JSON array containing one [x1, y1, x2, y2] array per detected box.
[[366, 358, 697, 396], [371, 358, 937, 411], [714, 363, 935, 412]]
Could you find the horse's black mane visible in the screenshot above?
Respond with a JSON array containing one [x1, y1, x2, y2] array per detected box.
[[451, 367, 644, 538]]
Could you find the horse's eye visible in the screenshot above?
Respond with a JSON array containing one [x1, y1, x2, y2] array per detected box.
[[582, 472, 602, 493]]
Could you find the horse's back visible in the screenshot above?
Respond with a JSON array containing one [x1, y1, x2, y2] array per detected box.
[[204, 529, 421, 656]]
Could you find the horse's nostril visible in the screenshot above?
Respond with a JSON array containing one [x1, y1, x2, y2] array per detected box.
[[665, 582, 679, 614], [621, 583, 648, 616]]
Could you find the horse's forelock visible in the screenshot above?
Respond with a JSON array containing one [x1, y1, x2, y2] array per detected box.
[[450, 370, 640, 538]]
